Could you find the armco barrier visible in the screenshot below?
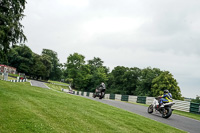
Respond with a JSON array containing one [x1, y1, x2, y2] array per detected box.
[[110, 94, 115, 100], [146, 97, 155, 105], [172, 100, 190, 112], [121, 95, 129, 101], [190, 103, 200, 114], [115, 94, 122, 101], [104, 94, 110, 99], [137, 96, 146, 104], [60, 90, 199, 113], [89, 93, 93, 97], [128, 96, 137, 103]]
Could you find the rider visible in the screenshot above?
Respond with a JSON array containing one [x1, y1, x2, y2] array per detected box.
[[99, 82, 106, 97], [159, 89, 172, 107]]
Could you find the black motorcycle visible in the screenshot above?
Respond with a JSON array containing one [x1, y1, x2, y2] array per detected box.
[[93, 87, 105, 99]]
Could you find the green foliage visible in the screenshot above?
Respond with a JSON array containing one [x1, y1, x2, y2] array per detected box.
[[30, 53, 46, 79], [42, 49, 62, 80], [65, 54, 109, 91], [87, 57, 109, 90], [191, 97, 200, 103], [0, 0, 27, 63], [151, 71, 183, 100], [107, 66, 183, 100], [8, 44, 33, 74], [135, 68, 162, 96]]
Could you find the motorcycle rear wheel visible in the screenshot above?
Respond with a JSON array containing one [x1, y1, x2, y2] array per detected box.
[[148, 105, 153, 114], [162, 107, 172, 118], [93, 93, 96, 98]]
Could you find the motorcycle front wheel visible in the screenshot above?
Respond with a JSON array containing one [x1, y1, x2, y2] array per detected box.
[[148, 105, 153, 114], [162, 107, 172, 118]]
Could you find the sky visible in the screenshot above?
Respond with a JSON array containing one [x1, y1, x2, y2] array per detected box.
[[22, 0, 200, 98]]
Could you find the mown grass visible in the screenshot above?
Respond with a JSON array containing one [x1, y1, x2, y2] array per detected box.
[[45, 83, 69, 92], [173, 110, 200, 121], [8, 76, 17, 80], [0, 80, 185, 133], [48, 80, 69, 86]]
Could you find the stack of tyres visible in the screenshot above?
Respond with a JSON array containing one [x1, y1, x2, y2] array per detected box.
[[121, 95, 129, 101], [137, 96, 146, 104], [190, 103, 200, 114]]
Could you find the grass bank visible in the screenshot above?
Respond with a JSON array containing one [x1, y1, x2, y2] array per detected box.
[[0, 80, 185, 133]]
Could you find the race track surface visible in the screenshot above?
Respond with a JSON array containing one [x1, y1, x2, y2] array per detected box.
[[30, 80, 49, 89], [84, 96, 200, 133]]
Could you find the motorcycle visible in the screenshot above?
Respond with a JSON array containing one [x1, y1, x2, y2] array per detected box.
[[147, 97, 175, 118], [93, 87, 105, 99]]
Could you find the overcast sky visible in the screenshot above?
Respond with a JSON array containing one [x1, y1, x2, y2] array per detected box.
[[22, 0, 200, 98]]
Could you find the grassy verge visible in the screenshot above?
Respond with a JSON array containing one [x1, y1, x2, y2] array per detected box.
[[48, 80, 69, 86], [8, 76, 17, 80], [173, 110, 200, 121], [0, 80, 185, 133], [45, 83, 69, 92]]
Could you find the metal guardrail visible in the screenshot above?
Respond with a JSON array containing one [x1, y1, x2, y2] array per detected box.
[[61, 90, 199, 113]]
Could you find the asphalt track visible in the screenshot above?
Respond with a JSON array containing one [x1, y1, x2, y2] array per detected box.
[[30, 80, 200, 133], [85, 96, 200, 133], [30, 80, 49, 89]]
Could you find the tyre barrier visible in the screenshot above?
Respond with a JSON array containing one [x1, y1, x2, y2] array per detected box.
[[137, 96, 146, 104], [2, 79, 28, 82], [121, 95, 129, 101], [109, 94, 115, 100], [60, 89, 198, 114], [190, 103, 200, 114]]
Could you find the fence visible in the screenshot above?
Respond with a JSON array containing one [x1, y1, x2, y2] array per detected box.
[[61, 89, 199, 114]]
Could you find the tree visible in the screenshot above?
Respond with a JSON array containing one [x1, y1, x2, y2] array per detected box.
[[122, 67, 141, 95], [87, 57, 109, 90], [135, 67, 162, 96], [0, 0, 27, 63], [191, 97, 200, 104], [42, 49, 62, 80], [151, 71, 183, 100], [107, 66, 129, 94], [7, 44, 33, 75], [30, 53, 46, 80], [65, 53, 87, 89], [88, 57, 104, 71], [40, 54, 52, 79]]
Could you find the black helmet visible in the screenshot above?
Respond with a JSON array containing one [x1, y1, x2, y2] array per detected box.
[[164, 89, 169, 93]]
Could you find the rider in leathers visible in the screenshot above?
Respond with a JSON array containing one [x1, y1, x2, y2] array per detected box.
[[159, 89, 172, 107], [99, 82, 106, 97]]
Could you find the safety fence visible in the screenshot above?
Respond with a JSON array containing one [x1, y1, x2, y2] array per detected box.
[[61, 89, 200, 114], [0, 78, 27, 82]]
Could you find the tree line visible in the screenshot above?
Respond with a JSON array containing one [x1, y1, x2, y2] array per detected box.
[[1, 44, 183, 100], [0, 0, 183, 99]]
